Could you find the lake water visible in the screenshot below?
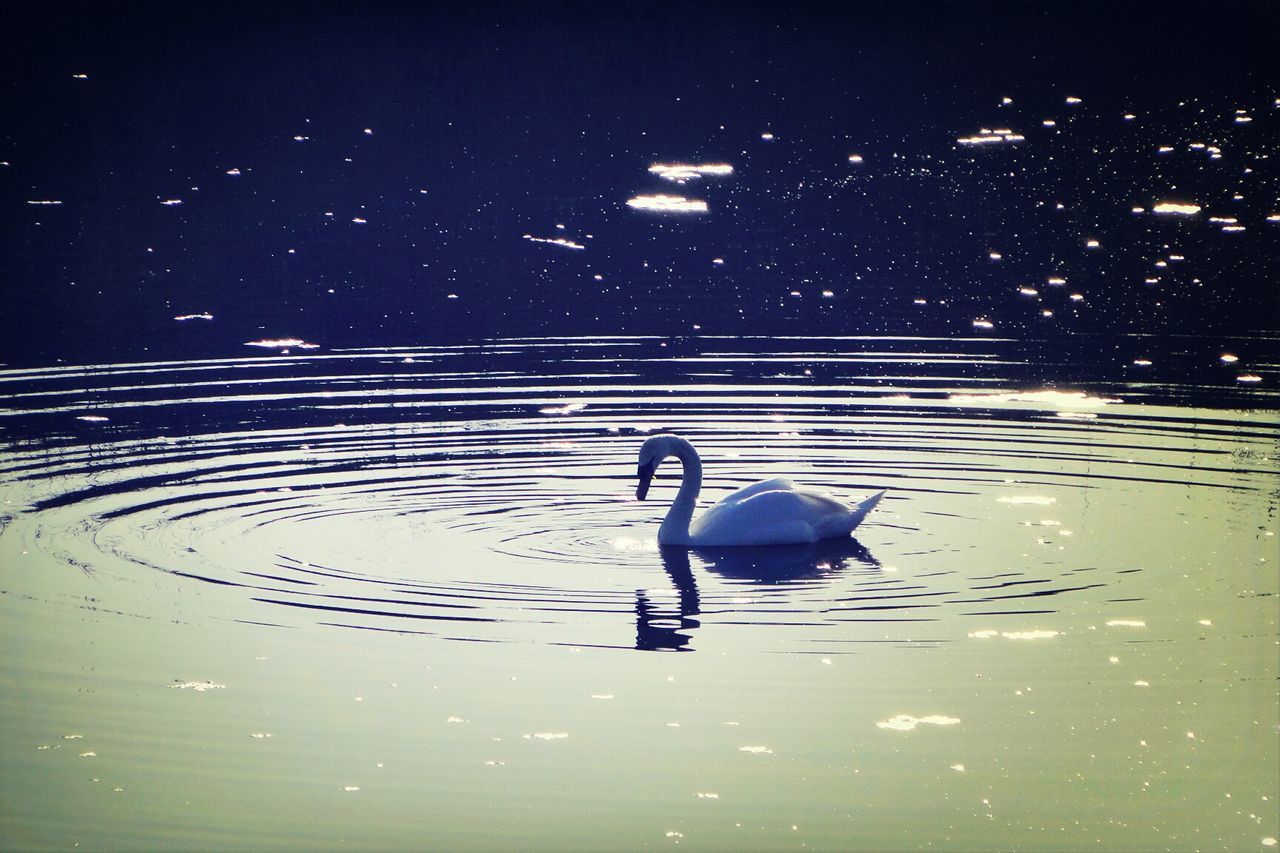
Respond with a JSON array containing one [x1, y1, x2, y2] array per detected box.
[[2, 335, 1276, 850], [4, 2, 1280, 849]]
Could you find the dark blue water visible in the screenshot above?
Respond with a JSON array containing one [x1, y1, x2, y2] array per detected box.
[[3, 2, 1278, 369]]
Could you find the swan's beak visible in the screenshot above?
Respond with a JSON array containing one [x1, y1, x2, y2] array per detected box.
[[636, 461, 655, 500]]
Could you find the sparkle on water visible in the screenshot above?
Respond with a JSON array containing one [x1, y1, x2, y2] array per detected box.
[[522, 234, 587, 250], [1152, 201, 1202, 215], [625, 194, 710, 213], [648, 163, 734, 182], [956, 128, 1025, 146]]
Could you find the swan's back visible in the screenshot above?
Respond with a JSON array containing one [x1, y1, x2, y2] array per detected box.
[[691, 484, 865, 546], [718, 477, 797, 506]]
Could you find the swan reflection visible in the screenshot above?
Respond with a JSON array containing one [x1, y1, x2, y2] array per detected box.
[[634, 548, 701, 652], [635, 539, 879, 651]]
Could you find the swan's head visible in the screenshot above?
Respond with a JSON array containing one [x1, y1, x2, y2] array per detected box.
[[636, 434, 679, 500]]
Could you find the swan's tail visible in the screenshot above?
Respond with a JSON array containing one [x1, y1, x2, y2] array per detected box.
[[846, 489, 886, 531]]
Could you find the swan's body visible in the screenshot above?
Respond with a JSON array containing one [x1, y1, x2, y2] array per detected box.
[[635, 434, 885, 547]]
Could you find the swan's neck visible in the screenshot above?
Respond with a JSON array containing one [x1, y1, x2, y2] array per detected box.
[[659, 439, 702, 546]]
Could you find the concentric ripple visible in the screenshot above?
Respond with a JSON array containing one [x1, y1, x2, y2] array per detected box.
[[2, 336, 1276, 651]]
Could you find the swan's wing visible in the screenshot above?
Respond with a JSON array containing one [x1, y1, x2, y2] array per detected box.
[[717, 477, 797, 506], [843, 489, 886, 530], [793, 488, 886, 538], [692, 487, 884, 546], [692, 488, 840, 546], [694, 478, 797, 534]]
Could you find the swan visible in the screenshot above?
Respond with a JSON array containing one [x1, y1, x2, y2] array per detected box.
[[635, 434, 885, 547]]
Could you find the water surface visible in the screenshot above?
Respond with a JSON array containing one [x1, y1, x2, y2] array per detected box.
[[4, 2, 1279, 847], [2, 335, 1276, 850]]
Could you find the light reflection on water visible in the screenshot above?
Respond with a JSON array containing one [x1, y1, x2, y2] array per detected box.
[[5, 335, 1271, 650], [1, 335, 1277, 849]]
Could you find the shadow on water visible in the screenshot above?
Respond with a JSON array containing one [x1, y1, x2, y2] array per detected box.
[[635, 538, 879, 651], [694, 537, 881, 583]]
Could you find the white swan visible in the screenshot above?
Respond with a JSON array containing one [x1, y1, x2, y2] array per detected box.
[[635, 434, 885, 547]]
